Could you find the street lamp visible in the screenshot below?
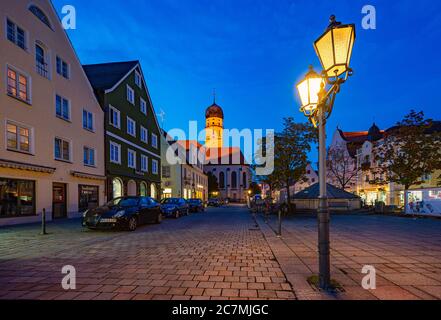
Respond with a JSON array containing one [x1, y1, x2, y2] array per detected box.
[[296, 15, 356, 290]]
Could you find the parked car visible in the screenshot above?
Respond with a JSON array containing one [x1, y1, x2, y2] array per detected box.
[[161, 198, 189, 218], [187, 199, 205, 213], [207, 198, 221, 207], [82, 196, 162, 231]]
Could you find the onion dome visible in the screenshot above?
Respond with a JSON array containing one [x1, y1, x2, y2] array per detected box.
[[205, 103, 224, 119]]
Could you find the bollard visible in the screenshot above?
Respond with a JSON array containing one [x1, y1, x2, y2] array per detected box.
[[41, 208, 47, 235], [277, 209, 282, 237]]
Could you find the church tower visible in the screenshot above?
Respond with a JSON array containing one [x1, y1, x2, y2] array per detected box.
[[205, 94, 224, 148]]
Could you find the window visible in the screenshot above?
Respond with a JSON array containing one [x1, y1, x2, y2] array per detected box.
[[29, 5, 52, 29], [83, 147, 95, 166], [7, 19, 26, 50], [219, 172, 225, 189], [243, 172, 247, 189], [7, 67, 30, 102], [128, 149, 136, 169], [152, 133, 158, 149], [7, 122, 31, 153], [127, 117, 136, 137], [54, 138, 71, 162], [140, 97, 147, 114], [162, 166, 171, 178], [127, 85, 135, 104], [231, 172, 237, 188], [35, 44, 49, 78], [56, 95, 70, 121], [82, 110, 94, 131], [152, 159, 159, 175], [141, 155, 148, 172], [140, 126, 148, 143], [109, 105, 120, 128], [135, 71, 142, 88], [56, 56, 69, 79], [110, 141, 121, 164]]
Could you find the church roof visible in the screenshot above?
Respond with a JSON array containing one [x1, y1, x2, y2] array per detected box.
[[204, 147, 248, 166], [176, 140, 203, 150], [205, 103, 224, 119]]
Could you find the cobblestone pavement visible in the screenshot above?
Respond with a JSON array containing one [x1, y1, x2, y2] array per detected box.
[[261, 213, 441, 300], [0, 206, 295, 300]]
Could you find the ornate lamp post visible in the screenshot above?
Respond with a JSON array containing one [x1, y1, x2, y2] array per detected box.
[[296, 15, 356, 290]]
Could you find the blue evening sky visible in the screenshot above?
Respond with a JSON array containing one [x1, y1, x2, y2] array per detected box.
[[53, 0, 441, 165]]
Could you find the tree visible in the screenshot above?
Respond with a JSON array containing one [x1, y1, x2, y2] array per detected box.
[[372, 110, 441, 211], [207, 172, 219, 196], [273, 117, 317, 212], [327, 145, 359, 190]]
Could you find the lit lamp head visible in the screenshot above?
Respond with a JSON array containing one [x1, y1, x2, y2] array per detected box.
[[296, 65, 324, 118], [314, 15, 356, 79]]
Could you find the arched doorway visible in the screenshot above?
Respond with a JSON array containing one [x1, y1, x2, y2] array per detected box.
[[127, 180, 137, 196], [140, 182, 147, 197], [150, 183, 157, 199], [112, 178, 123, 199]]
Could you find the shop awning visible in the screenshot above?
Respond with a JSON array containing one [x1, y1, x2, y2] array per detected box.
[[0, 159, 56, 173], [70, 171, 107, 181]]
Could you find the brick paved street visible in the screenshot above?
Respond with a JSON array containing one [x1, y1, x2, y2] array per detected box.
[[0, 205, 294, 300], [1, 206, 441, 300], [262, 213, 441, 300]]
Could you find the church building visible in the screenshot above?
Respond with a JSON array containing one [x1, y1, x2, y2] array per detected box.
[[203, 98, 251, 202]]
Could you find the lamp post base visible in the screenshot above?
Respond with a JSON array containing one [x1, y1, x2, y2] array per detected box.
[[318, 196, 330, 290]]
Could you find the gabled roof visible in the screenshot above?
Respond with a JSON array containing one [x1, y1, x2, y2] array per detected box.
[[293, 183, 360, 200], [83, 61, 139, 91], [338, 130, 369, 143]]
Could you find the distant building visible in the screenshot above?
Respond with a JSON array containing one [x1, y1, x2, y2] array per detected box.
[[275, 164, 319, 203], [330, 123, 441, 214], [0, 0, 106, 226], [160, 133, 208, 201], [202, 99, 251, 202], [328, 123, 384, 193], [84, 61, 162, 200]]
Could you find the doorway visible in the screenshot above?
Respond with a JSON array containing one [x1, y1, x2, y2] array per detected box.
[[53, 183, 67, 219]]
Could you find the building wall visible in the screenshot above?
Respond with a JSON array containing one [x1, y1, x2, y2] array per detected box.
[[205, 116, 223, 148], [182, 164, 208, 201], [205, 165, 251, 202], [103, 66, 161, 200], [327, 129, 358, 192], [160, 134, 182, 199], [0, 0, 105, 225]]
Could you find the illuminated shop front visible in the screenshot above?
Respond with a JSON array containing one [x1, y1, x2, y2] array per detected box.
[[404, 188, 441, 215], [0, 178, 35, 218]]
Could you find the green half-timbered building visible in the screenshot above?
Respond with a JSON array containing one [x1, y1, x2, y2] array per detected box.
[[84, 61, 161, 200]]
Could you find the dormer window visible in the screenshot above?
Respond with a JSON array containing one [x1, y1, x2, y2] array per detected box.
[[29, 5, 52, 30]]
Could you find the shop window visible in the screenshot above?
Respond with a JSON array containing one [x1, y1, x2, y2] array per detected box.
[[0, 179, 35, 218], [78, 185, 99, 212]]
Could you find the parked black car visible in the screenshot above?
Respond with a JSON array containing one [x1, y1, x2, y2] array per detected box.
[[207, 198, 221, 207], [187, 198, 205, 213], [82, 196, 162, 231], [160, 198, 189, 218]]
